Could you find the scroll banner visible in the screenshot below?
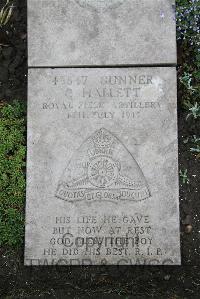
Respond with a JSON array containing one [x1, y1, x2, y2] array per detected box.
[[56, 184, 150, 202]]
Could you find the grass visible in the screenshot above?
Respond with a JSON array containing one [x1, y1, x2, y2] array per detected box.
[[0, 101, 26, 246]]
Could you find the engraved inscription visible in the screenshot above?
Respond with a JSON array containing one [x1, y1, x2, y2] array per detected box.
[[56, 128, 151, 202], [75, 0, 123, 12], [25, 68, 180, 266]]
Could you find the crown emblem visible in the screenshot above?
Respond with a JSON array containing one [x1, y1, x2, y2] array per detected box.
[[92, 128, 114, 148]]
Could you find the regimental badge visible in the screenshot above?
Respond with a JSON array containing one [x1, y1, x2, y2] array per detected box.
[[75, 0, 123, 12], [56, 128, 151, 203]]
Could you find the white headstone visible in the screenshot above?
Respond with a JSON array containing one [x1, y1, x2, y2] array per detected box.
[[25, 67, 181, 265]]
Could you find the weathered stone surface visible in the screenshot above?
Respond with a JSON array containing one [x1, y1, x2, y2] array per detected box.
[[28, 0, 176, 66], [25, 67, 180, 265]]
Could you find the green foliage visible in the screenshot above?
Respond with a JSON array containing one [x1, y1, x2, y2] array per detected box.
[[176, 0, 200, 52], [190, 135, 200, 155], [0, 101, 26, 246], [190, 145, 200, 154], [176, 0, 200, 109], [183, 135, 200, 158], [179, 169, 190, 185], [185, 102, 200, 120], [0, 0, 14, 27], [179, 64, 200, 106], [180, 72, 195, 92]]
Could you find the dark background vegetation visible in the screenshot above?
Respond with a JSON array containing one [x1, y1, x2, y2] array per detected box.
[[0, 0, 200, 298]]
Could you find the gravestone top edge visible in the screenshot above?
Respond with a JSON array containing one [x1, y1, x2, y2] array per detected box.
[[28, 0, 177, 67]]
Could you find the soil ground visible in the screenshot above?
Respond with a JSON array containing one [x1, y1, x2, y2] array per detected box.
[[0, 1, 200, 298]]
